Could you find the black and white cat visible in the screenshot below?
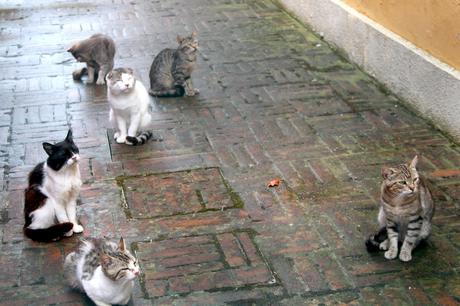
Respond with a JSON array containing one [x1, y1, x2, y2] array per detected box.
[[23, 129, 83, 242]]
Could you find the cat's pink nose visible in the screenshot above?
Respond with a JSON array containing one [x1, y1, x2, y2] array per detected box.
[[134, 270, 140, 276]]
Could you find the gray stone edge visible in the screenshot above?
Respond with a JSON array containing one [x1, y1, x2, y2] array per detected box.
[[277, 0, 460, 142]]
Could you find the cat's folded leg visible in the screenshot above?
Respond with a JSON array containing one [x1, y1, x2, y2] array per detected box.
[[86, 65, 95, 84], [384, 224, 399, 260]]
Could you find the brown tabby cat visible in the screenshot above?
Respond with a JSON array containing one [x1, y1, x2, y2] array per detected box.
[[366, 156, 435, 262]]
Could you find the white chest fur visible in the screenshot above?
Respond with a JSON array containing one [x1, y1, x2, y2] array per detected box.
[[82, 267, 134, 305], [41, 163, 82, 204]]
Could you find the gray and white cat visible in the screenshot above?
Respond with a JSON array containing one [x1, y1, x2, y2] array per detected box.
[[68, 34, 116, 85], [106, 68, 153, 145], [366, 156, 435, 262], [64, 237, 140, 306], [149, 32, 199, 97]]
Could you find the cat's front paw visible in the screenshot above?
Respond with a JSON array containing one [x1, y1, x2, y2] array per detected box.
[[116, 135, 127, 144], [64, 230, 74, 237], [114, 132, 120, 140], [85, 78, 94, 84], [96, 78, 105, 85], [73, 224, 84, 233], [194, 88, 200, 95], [384, 248, 398, 260], [379, 239, 389, 251], [399, 250, 412, 262]]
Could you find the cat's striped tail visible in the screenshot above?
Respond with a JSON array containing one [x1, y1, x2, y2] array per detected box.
[[126, 131, 153, 146], [365, 227, 388, 252], [148, 85, 185, 97], [24, 223, 74, 242]]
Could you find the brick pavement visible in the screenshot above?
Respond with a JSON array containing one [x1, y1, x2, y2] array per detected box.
[[1, 0, 460, 305]]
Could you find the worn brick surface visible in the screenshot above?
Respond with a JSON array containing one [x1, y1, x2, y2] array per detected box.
[[1, 0, 460, 305]]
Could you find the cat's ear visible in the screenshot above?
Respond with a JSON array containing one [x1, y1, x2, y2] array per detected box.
[[409, 155, 418, 169], [176, 35, 184, 44], [119, 237, 126, 251], [106, 71, 113, 81], [191, 31, 197, 38], [67, 42, 78, 53], [65, 129, 73, 142], [381, 167, 394, 180], [126, 68, 134, 75], [42, 142, 55, 156]]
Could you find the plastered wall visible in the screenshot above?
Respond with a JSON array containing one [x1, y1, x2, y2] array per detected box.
[[343, 0, 460, 70]]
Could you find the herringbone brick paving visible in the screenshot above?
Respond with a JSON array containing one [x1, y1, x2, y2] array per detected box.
[[1, 0, 459, 305]]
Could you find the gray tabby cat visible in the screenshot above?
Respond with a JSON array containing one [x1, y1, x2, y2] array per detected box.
[[64, 237, 139, 306], [366, 156, 435, 262], [149, 32, 199, 97], [68, 34, 116, 85]]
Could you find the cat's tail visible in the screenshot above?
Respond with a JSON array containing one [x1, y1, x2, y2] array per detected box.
[[126, 131, 153, 146], [148, 85, 185, 97], [365, 227, 388, 252], [72, 67, 88, 81], [24, 223, 73, 242]]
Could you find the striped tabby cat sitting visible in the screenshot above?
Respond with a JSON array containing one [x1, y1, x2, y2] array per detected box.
[[366, 156, 435, 262], [149, 32, 199, 97]]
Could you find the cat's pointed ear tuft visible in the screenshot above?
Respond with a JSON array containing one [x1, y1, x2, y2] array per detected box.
[[409, 155, 418, 169], [65, 129, 73, 142], [381, 167, 394, 180], [176, 35, 184, 44], [119, 237, 126, 251], [43, 142, 54, 156]]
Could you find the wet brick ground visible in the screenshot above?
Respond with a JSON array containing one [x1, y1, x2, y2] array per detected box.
[[1, 0, 460, 305]]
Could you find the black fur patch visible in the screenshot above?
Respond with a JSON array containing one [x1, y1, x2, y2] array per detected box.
[[43, 130, 79, 171]]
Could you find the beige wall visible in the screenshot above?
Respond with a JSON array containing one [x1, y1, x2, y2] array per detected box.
[[343, 0, 460, 70]]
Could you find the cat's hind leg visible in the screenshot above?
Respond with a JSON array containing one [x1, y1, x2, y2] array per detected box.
[[86, 65, 96, 84], [96, 64, 109, 85]]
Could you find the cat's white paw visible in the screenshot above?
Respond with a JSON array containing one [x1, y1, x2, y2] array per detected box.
[[114, 132, 120, 140], [194, 88, 200, 94], [384, 248, 398, 260], [96, 78, 105, 85], [379, 239, 389, 251], [116, 135, 127, 144], [85, 78, 94, 84], [399, 250, 412, 262], [73, 224, 84, 233], [64, 230, 74, 237]]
